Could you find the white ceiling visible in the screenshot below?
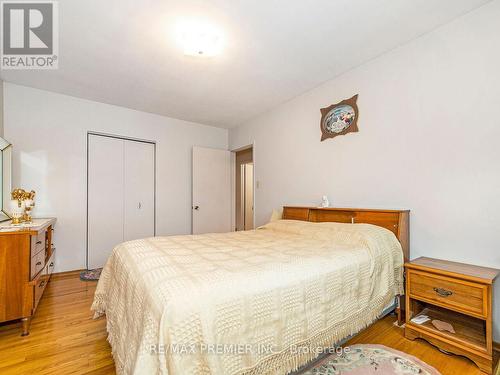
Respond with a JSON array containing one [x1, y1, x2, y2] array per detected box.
[[1, 0, 490, 128]]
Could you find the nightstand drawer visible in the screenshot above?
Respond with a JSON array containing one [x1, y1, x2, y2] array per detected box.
[[408, 270, 487, 318]]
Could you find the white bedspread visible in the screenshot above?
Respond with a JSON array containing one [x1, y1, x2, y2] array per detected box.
[[92, 220, 404, 375]]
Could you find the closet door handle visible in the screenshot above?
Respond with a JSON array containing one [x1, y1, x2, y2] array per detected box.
[[138, 202, 142, 209], [193, 205, 200, 211]]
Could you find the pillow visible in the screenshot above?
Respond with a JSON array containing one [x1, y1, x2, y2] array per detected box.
[[269, 209, 283, 222]]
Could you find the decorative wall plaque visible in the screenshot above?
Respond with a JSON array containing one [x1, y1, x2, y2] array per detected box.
[[320, 94, 359, 141]]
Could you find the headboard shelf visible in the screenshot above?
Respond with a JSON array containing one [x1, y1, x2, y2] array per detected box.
[[282, 206, 410, 262]]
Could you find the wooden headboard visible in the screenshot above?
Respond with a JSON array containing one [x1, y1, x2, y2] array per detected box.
[[282, 206, 410, 262]]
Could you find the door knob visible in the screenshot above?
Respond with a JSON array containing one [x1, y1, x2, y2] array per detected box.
[[138, 202, 142, 209], [193, 205, 200, 210]]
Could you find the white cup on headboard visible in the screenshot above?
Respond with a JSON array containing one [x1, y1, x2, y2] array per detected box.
[[321, 195, 330, 208]]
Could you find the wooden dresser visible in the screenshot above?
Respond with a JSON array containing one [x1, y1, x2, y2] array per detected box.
[[405, 257, 499, 374], [0, 218, 56, 336]]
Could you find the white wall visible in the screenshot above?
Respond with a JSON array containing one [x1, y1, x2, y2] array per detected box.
[[4, 83, 228, 272], [230, 0, 500, 338]]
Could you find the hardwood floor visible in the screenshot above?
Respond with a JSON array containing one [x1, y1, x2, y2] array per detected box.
[[0, 273, 496, 375], [0, 272, 115, 375], [347, 315, 497, 375]]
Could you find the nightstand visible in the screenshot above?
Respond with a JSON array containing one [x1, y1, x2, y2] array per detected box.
[[404, 257, 499, 374]]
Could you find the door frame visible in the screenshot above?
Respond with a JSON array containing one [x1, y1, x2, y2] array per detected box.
[[231, 142, 255, 231], [86, 131, 157, 270]]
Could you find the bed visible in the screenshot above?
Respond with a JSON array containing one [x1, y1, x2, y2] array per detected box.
[[92, 206, 409, 375]]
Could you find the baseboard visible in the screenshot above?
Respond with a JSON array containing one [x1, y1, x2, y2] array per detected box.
[[51, 269, 85, 280]]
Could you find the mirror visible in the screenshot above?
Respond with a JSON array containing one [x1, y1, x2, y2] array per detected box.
[[0, 137, 12, 222]]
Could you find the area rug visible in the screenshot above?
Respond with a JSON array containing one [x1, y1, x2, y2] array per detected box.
[[80, 268, 102, 281], [300, 344, 440, 375]]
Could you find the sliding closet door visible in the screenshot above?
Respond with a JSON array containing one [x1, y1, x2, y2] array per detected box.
[[123, 141, 155, 241], [87, 135, 124, 270]]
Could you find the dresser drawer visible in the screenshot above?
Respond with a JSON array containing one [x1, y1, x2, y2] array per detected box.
[[408, 270, 487, 318], [30, 231, 46, 257], [46, 251, 55, 276], [30, 250, 45, 280], [33, 271, 49, 312], [32, 252, 54, 314]]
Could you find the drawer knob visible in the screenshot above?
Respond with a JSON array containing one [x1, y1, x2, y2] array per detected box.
[[49, 262, 54, 267], [39, 281, 45, 288], [36, 241, 42, 245], [36, 261, 42, 266], [433, 287, 453, 297]]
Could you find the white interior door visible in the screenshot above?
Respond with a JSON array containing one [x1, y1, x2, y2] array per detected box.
[[88, 135, 124, 269], [124, 140, 155, 241], [192, 146, 232, 234]]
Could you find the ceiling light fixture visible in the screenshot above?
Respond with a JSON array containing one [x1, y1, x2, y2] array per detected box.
[[176, 20, 224, 57]]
